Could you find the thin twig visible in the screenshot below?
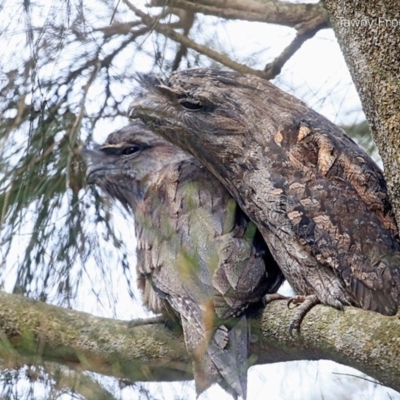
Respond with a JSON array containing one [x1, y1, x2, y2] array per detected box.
[[122, 0, 270, 79], [263, 22, 328, 77]]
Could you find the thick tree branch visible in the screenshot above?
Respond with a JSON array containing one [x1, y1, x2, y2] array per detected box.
[[256, 301, 400, 392], [0, 291, 399, 391], [323, 0, 400, 226], [0, 291, 191, 383], [149, 0, 329, 29]]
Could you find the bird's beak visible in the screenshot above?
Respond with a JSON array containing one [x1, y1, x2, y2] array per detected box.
[[128, 92, 167, 122], [82, 145, 107, 184]]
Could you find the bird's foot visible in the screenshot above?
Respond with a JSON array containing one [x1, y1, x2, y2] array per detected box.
[[263, 293, 289, 305], [287, 295, 308, 308], [128, 315, 165, 328], [287, 294, 320, 337]]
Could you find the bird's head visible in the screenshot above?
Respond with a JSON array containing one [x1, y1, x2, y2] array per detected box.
[[84, 120, 189, 209], [128, 68, 303, 174], [129, 70, 258, 167]]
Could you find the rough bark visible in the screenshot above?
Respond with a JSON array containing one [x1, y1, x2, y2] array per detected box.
[[323, 0, 400, 226], [0, 291, 191, 383], [1, 290, 400, 391]]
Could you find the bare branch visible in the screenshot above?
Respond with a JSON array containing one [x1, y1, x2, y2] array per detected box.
[[263, 21, 328, 77], [256, 301, 400, 392], [170, 9, 195, 71], [93, 21, 142, 37], [1, 290, 399, 391], [125, 1, 327, 79], [123, 0, 270, 78], [148, 0, 329, 29], [0, 290, 191, 383]]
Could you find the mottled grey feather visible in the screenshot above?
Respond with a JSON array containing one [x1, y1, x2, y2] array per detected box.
[[85, 120, 284, 398], [129, 68, 400, 319]]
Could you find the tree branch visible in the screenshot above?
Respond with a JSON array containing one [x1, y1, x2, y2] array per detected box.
[[0, 291, 191, 383], [123, 0, 270, 78], [263, 21, 328, 76], [125, 1, 328, 79], [148, 0, 329, 29], [1, 290, 399, 391], [255, 301, 400, 392], [323, 0, 400, 227]]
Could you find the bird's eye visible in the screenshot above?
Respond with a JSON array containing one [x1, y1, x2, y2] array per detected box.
[[180, 100, 204, 111], [122, 145, 140, 155]]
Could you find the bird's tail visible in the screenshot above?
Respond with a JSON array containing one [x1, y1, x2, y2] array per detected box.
[[191, 315, 249, 399]]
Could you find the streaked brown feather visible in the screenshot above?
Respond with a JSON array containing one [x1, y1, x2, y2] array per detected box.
[[130, 68, 400, 318]]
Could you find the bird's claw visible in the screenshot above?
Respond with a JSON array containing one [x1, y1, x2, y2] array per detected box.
[[287, 295, 307, 309], [287, 295, 320, 336], [263, 293, 288, 305], [128, 315, 165, 328], [288, 320, 301, 337]]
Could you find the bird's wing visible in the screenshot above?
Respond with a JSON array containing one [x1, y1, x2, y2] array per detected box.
[[280, 121, 400, 314], [137, 159, 277, 319], [136, 159, 279, 398]]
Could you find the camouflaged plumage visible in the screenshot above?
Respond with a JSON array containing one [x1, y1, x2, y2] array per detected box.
[[85, 120, 284, 399], [130, 68, 400, 327]]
